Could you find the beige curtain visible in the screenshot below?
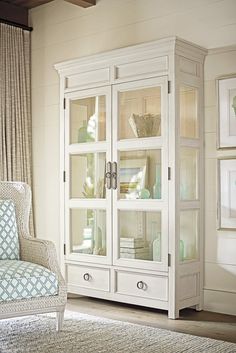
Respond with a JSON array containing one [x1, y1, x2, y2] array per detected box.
[[0, 23, 34, 234]]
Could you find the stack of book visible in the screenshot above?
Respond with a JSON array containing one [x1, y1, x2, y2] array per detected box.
[[120, 237, 150, 260]]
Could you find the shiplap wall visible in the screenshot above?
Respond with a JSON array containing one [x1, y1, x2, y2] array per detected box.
[[204, 47, 236, 315], [29, 0, 236, 315]]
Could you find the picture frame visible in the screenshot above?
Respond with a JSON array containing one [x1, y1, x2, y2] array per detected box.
[[218, 76, 236, 148], [120, 157, 148, 199], [218, 158, 236, 229]]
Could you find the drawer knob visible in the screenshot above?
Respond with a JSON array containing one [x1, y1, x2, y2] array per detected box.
[[137, 280, 146, 290], [83, 273, 90, 281]]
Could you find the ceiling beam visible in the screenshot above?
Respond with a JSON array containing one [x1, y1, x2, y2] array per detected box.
[[0, 2, 28, 26], [64, 0, 96, 8]]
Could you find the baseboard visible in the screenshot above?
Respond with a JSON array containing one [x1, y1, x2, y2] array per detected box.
[[204, 289, 236, 316]]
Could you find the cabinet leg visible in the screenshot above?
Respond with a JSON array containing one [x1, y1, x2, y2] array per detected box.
[[195, 304, 203, 312], [168, 308, 179, 319]]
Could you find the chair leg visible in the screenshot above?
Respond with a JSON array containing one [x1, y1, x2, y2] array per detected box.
[[56, 310, 65, 332]]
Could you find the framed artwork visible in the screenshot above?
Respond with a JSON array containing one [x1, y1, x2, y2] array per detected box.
[[218, 76, 236, 148], [218, 159, 236, 229], [119, 157, 148, 199]]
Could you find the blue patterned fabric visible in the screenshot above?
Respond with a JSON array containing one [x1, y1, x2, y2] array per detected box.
[[0, 261, 58, 301], [0, 200, 19, 260]]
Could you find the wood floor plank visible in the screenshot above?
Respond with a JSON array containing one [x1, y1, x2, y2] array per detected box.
[[67, 297, 236, 343]]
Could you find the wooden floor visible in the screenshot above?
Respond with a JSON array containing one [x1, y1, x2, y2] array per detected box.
[[67, 297, 236, 344]]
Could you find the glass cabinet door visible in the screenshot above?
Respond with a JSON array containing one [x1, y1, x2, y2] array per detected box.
[[64, 86, 112, 264], [112, 77, 168, 271], [179, 84, 200, 263]]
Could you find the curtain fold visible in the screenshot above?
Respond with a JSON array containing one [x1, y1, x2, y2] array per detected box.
[[0, 23, 34, 235]]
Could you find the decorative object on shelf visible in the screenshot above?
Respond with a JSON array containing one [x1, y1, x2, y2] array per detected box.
[[218, 76, 236, 148], [129, 113, 161, 138], [139, 188, 150, 199], [232, 95, 236, 116], [78, 120, 94, 143], [78, 120, 88, 142], [153, 164, 161, 199], [120, 157, 147, 199], [150, 222, 161, 262], [120, 237, 149, 260], [179, 239, 185, 261], [82, 180, 95, 198], [93, 226, 106, 255], [74, 226, 93, 254], [152, 236, 161, 262], [96, 178, 105, 198], [218, 159, 236, 229]]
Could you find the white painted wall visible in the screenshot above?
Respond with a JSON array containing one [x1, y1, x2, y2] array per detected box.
[[204, 47, 236, 315], [29, 0, 236, 315]]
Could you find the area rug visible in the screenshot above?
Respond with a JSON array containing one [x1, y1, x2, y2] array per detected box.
[[0, 311, 235, 353]]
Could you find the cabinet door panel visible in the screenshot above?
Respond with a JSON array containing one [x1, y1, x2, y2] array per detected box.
[[112, 77, 169, 272], [65, 86, 112, 265]]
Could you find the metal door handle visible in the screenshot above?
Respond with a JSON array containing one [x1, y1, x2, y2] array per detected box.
[[106, 162, 112, 189], [111, 161, 117, 190]]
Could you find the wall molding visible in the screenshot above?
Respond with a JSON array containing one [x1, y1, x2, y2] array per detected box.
[[208, 45, 236, 55], [204, 289, 236, 316]]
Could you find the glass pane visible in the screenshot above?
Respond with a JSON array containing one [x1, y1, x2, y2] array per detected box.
[[119, 211, 161, 262], [119, 86, 161, 140], [180, 147, 199, 200], [70, 153, 106, 198], [119, 150, 161, 200], [71, 209, 106, 256], [180, 86, 198, 138], [180, 209, 199, 261], [70, 95, 106, 144]]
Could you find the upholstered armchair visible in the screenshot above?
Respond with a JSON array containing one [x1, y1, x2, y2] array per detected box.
[[0, 181, 67, 330]]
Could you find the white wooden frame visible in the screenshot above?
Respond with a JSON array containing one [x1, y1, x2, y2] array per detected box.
[[218, 158, 236, 229], [218, 76, 236, 148]]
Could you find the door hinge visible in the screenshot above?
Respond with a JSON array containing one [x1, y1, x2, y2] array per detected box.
[[63, 98, 66, 110], [168, 253, 171, 267], [64, 244, 66, 255], [63, 171, 66, 183], [168, 167, 171, 180], [168, 81, 171, 94]]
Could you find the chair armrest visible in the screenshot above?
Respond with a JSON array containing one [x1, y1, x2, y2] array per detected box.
[[20, 236, 65, 285]]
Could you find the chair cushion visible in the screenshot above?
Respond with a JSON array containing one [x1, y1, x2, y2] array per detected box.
[[0, 260, 58, 302], [0, 200, 19, 260]]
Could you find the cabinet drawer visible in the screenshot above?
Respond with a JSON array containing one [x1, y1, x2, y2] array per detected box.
[[65, 68, 110, 90], [115, 270, 168, 301], [114, 56, 168, 81], [67, 264, 110, 292]]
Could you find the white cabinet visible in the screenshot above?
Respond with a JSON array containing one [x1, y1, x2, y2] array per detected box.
[[55, 37, 206, 318]]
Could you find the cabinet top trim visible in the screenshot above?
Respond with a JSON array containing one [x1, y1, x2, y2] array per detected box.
[[54, 36, 207, 74]]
